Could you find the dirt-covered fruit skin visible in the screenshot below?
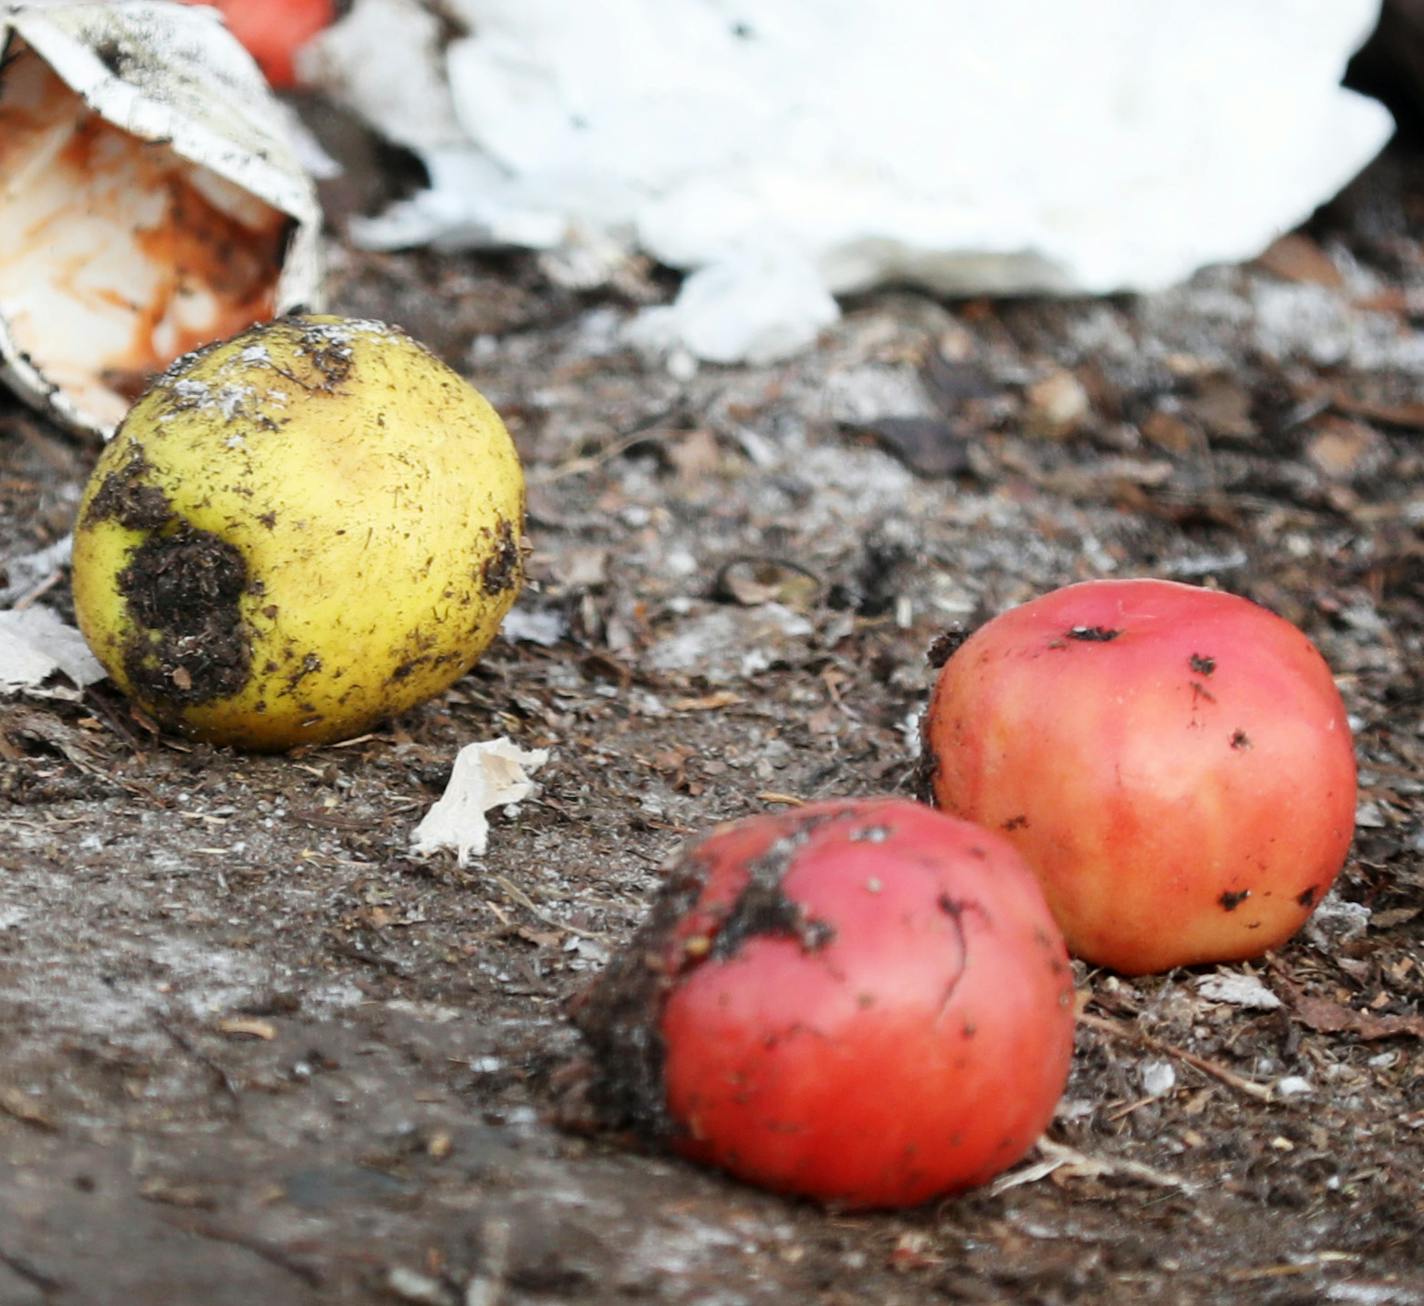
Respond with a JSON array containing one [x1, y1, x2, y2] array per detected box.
[[921, 578, 1357, 975], [71, 315, 525, 751], [571, 798, 1075, 1209]]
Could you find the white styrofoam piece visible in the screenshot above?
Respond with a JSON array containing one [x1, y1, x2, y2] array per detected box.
[[410, 737, 549, 865], [307, 0, 1391, 365]]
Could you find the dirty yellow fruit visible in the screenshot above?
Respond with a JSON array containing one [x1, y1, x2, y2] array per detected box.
[[71, 315, 525, 751]]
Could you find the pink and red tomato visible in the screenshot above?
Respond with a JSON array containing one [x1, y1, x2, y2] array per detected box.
[[922, 578, 1357, 975]]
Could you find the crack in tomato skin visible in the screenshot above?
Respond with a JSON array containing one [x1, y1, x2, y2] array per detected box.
[[931, 895, 974, 1023], [568, 799, 1075, 1207]]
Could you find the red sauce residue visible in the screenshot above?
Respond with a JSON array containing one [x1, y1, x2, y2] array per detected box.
[[0, 47, 288, 420]]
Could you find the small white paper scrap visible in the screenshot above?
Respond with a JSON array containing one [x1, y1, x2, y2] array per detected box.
[[410, 737, 549, 865], [1194, 971, 1283, 1011], [0, 606, 106, 696]]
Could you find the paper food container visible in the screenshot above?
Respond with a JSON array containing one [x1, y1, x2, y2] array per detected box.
[[0, 1, 323, 437]]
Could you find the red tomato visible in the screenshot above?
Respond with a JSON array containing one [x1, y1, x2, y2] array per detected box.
[[922, 578, 1357, 975], [181, 0, 335, 88], [572, 798, 1075, 1208]]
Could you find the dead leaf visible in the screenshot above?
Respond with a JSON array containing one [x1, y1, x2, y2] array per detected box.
[[1271, 967, 1424, 1040], [1256, 233, 1343, 288], [921, 352, 998, 408], [1332, 392, 1424, 431], [1189, 376, 1256, 440], [1140, 409, 1198, 454], [552, 547, 610, 591], [854, 417, 969, 477], [712, 558, 821, 610], [1024, 370, 1090, 439], [1285, 995, 1424, 1041], [663, 428, 724, 482], [1304, 417, 1385, 480], [1370, 906, 1421, 930]]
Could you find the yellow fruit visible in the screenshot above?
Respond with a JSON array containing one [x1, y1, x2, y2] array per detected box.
[[71, 315, 525, 751]]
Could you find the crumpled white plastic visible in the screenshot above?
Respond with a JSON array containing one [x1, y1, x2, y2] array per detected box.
[[0, 606, 106, 698], [409, 737, 549, 865], [303, 0, 1391, 365], [1194, 972, 1283, 1011]]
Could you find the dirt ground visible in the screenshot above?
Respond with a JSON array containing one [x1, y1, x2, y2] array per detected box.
[[2, 102, 1423, 1304]]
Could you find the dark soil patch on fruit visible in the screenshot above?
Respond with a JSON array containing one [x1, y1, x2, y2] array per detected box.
[[83, 450, 172, 532], [480, 518, 521, 597], [118, 525, 252, 705]]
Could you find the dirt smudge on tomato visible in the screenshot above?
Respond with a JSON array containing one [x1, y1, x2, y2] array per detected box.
[[1219, 889, 1251, 911], [1231, 729, 1252, 749], [711, 818, 842, 960], [561, 807, 847, 1144], [710, 874, 834, 960], [1297, 885, 1320, 907], [561, 852, 711, 1142], [1067, 625, 1120, 642], [913, 715, 942, 803], [925, 628, 968, 668], [1190, 653, 1217, 675]]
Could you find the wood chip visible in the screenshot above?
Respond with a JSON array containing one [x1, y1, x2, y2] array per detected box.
[[215, 1017, 277, 1040], [1140, 409, 1198, 455], [0, 1084, 56, 1130], [1304, 417, 1384, 480], [1024, 371, 1090, 439], [1080, 1011, 1274, 1101], [667, 691, 743, 712], [1256, 233, 1343, 288]]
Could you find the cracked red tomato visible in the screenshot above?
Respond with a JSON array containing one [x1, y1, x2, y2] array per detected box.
[[570, 798, 1075, 1209], [921, 578, 1357, 975]]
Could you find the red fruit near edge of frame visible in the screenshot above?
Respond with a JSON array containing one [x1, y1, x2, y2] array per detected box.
[[181, 0, 334, 88], [921, 578, 1357, 975], [570, 797, 1076, 1209]]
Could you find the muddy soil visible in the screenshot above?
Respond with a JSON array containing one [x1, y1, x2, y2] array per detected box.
[[1, 120, 1422, 1304]]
